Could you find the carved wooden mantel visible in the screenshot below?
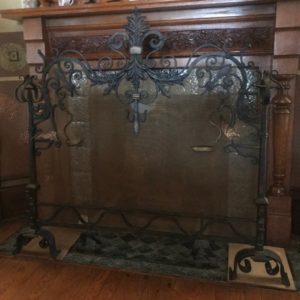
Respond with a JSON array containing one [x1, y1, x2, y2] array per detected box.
[[0, 0, 296, 245], [1, 0, 276, 65]]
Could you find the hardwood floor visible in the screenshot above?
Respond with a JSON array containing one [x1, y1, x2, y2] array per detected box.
[[0, 223, 298, 299], [0, 255, 298, 300], [0, 222, 23, 242]]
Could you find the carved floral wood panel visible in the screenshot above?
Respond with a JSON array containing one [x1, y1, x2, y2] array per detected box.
[[49, 27, 274, 56]]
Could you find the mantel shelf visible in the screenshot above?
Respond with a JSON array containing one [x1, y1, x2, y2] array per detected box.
[[0, 0, 275, 21]]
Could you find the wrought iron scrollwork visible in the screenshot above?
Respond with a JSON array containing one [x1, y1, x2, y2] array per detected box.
[[31, 9, 262, 159], [36, 203, 255, 242], [14, 9, 291, 286], [228, 72, 291, 287], [15, 75, 59, 257], [229, 247, 290, 287], [15, 75, 61, 154]]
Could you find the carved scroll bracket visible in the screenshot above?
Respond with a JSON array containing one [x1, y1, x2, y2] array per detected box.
[[269, 74, 294, 197]]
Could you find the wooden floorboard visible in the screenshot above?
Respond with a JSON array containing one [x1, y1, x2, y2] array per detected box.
[[0, 255, 298, 300], [0, 221, 23, 242], [0, 223, 299, 299]]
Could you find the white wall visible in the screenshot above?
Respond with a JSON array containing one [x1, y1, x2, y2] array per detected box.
[[0, 0, 23, 32]]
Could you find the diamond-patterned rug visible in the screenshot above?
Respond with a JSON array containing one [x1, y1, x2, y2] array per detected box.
[[1, 225, 300, 289], [65, 229, 228, 281]]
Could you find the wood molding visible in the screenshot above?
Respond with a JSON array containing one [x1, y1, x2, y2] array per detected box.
[[47, 14, 276, 32], [1, 177, 29, 189], [0, 0, 276, 21], [275, 26, 300, 32]]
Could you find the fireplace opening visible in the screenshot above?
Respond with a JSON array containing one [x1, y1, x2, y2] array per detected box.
[[35, 61, 261, 241]]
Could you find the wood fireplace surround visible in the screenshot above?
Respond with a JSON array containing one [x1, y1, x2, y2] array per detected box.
[[0, 0, 295, 246]]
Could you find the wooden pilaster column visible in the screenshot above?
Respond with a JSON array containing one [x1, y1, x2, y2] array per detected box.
[[267, 74, 294, 246]]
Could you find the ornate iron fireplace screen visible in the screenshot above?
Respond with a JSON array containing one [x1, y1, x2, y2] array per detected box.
[[14, 9, 290, 286]]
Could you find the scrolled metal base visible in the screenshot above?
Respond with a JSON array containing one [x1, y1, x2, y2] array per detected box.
[[14, 228, 59, 258], [229, 247, 290, 287]]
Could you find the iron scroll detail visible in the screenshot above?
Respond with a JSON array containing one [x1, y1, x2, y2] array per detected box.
[[36, 10, 258, 137], [15, 76, 59, 258], [14, 8, 292, 286]]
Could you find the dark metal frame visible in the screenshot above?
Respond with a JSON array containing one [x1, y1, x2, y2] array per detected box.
[[15, 9, 289, 286], [228, 75, 290, 286]]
